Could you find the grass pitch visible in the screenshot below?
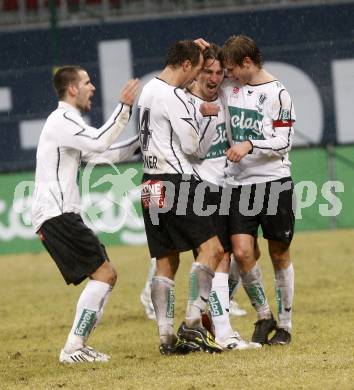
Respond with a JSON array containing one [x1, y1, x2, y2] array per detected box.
[[1, 229, 354, 389]]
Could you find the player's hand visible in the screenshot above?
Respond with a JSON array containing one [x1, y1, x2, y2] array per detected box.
[[194, 38, 210, 51], [199, 102, 220, 116], [226, 141, 253, 162], [120, 78, 140, 106]]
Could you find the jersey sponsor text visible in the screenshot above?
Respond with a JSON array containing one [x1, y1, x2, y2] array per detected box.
[[229, 106, 264, 141]]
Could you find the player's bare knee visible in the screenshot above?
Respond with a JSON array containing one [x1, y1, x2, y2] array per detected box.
[[199, 241, 224, 269], [216, 253, 231, 273], [91, 261, 117, 286], [254, 241, 261, 261], [233, 246, 253, 264], [271, 253, 291, 270], [214, 243, 224, 263], [269, 241, 290, 267], [108, 266, 118, 287]]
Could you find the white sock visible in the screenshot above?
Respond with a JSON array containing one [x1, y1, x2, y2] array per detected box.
[[142, 258, 157, 297], [64, 280, 111, 353], [242, 263, 271, 320], [186, 263, 214, 328], [151, 276, 175, 345], [210, 272, 234, 340], [94, 285, 113, 329], [275, 263, 294, 332]]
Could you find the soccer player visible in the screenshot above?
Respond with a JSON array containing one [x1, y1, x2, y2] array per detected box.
[[32, 66, 139, 363], [186, 43, 260, 350], [139, 47, 249, 327], [138, 40, 223, 355], [222, 35, 296, 345]]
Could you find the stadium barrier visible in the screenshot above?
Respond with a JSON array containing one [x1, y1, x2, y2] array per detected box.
[[1, 2, 354, 172], [0, 145, 353, 255]]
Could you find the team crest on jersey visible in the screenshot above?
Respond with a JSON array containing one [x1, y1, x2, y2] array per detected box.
[[255, 93, 267, 113], [232, 87, 240, 95], [280, 108, 291, 120], [258, 93, 267, 105]]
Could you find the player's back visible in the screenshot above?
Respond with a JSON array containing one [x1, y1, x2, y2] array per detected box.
[[138, 77, 198, 176]]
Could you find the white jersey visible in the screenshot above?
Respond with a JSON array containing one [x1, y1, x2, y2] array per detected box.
[[32, 100, 137, 232], [138, 77, 216, 175], [186, 92, 228, 187], [222, 78, 295, 185]]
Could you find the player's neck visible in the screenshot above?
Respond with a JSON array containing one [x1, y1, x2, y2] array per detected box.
[[158, 68, 184, 87], [61, 97, 81, 113], [249, 68, 275, 85]]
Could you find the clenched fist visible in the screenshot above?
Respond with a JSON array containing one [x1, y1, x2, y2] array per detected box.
[[120, 78, 140, 106]]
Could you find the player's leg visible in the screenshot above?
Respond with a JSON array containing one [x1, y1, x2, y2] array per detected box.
[[209, 252, 261, 350], [210, 253, 233, 338], [140, 257, 157, 320], [229, 182, 276, 344], [228, 254, 247, 316], [151, 252, 179, 352], [232, 233, 276, 345], [268, 241, 293, 345], [38, 213, 115, 363], [263, 176, 295, 345], [91, 257, 117, 327], [62, 260, 116, 362], [151, 253, 198, 355], [178, 236, 224, 353], [229, 240, 260, 316], [186, 235, 223, 328]]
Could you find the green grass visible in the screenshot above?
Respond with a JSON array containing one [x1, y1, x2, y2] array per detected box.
[[1, 229, 354, 389]]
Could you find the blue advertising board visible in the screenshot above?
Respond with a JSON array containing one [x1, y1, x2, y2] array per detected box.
[[1, 2, 354, 171]]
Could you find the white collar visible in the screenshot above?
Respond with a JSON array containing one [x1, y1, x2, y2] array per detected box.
[[58, 101, 81, 116]]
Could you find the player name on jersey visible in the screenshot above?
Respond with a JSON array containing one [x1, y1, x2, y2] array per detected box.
[[144, 155, 158, 169]]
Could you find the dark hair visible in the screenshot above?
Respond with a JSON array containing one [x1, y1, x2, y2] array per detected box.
[[53, 65, 85, 99], [203, 43, 224, 67], [165, 40, 202, 67], [222, 35, 263, 67]]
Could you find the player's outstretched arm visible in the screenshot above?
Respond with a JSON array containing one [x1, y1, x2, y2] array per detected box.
[[82, 135, 140, 165], [61, 79, 140, 154]]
